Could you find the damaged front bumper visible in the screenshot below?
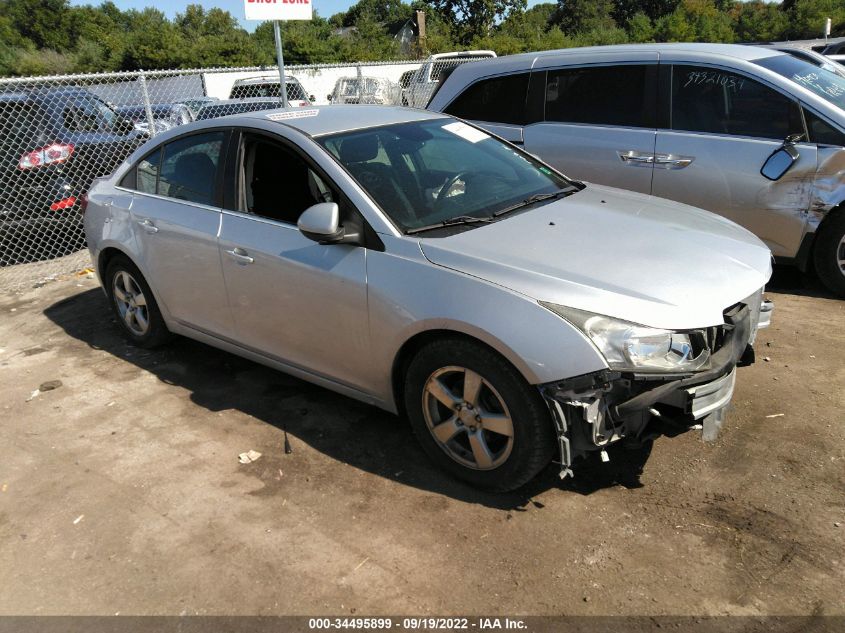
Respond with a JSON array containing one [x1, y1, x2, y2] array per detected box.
[[541, 297, 773, 479]]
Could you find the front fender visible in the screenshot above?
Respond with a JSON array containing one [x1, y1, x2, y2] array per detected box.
[[365, 237, 608, 410], [811, 146, 845, 228]]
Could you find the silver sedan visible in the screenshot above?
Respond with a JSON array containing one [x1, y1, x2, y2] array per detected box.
[[84, 106, 772, 491]]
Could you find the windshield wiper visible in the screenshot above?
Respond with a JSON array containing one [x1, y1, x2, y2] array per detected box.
[[405, 215, 495, 235], [493, 188, 577, 218]]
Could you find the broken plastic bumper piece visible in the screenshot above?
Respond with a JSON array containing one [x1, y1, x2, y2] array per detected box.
[[758, 299, 774, 330], [542, 301, 757, 479]]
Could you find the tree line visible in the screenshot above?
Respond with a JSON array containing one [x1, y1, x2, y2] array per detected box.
[[0, 0, 843, 77]]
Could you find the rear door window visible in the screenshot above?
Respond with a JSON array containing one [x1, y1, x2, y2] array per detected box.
[[670, 65, 803, 140], [544, 64, 656, 128], [444, 73, 530, 125], [158, 132, 225, 205]]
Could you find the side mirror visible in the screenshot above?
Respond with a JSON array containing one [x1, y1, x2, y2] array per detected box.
[[298, 202, 344, 243], [761, 144, 799, 181]]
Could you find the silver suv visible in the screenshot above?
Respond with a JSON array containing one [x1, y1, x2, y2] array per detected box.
[[428, 43, 845, 296]]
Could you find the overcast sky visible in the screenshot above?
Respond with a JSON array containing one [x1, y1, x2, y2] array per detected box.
[[68, 0, 548, 31]]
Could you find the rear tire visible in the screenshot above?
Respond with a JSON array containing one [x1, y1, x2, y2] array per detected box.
[[104, 255, 170, 348], [813, 211, 845, 298], [404, 338, 555, 492]]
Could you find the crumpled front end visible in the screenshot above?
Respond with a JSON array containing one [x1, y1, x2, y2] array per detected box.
[[540, 291, 773, 479]]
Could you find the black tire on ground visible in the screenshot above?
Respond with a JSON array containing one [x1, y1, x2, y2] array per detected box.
[[404, 337, 556, 492], [813, 211, 845, 298], [104, 255, 171, 348]]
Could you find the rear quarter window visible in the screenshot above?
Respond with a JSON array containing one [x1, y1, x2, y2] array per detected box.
[[158, 132, 224, 205], [136, 147, 161, 194]]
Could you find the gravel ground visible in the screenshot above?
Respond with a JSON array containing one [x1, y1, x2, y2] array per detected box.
[[0, 267, 842, 616]]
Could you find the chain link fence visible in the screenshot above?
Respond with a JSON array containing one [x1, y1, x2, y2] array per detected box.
[[0, 54, 493, 291]]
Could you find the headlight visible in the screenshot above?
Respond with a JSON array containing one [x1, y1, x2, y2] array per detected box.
[[541, 302, 710, 372]]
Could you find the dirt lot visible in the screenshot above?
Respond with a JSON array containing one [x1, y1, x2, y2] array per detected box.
[[0, 267, 843, 616]]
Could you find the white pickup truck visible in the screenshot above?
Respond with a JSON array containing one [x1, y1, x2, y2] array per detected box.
[[404, 50, 496, 108]]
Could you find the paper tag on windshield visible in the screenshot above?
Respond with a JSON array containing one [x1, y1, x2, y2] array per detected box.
[[442, 121, 489, 143], [266, 109, 319, 121]]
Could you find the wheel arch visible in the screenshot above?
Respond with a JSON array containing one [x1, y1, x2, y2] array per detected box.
[[391, 329, 537, 419], [97, 246, 132, 282], [810, 199, 845, 295], [814, 199, 845, 239], [97, 246, 171, 318]]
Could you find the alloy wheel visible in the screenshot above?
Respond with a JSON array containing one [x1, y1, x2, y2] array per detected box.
[[421, 366, 514, 470], [112, 270, 150, 336]]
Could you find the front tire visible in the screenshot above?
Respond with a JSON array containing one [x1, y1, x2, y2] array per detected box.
[[104, 255, 170, 348], [813, 211, 845, 298], [404, 338, 555, 492]]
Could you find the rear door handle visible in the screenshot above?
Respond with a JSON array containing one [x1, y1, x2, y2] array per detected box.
[[618, 150, 655, 167], [137, 218, 158, 234], [226, 247, 254, 265]]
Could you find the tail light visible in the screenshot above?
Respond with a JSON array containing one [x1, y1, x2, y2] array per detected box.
[[19, 143, 75, 170], [49, 196, 77, 211]]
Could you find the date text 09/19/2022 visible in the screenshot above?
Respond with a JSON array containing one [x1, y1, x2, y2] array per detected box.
[[307, 618, 528, 630]]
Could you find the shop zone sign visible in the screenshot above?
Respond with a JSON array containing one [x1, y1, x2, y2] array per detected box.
[[244, 0, 312, 21]]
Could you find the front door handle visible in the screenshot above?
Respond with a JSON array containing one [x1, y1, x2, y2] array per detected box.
[[654, 154, 694, 169], [137, 218, 158, 234], [618, 150, 655, 167], [226, 247, 254, 265]]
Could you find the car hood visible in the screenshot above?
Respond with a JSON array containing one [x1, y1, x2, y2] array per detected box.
[[418, 184, 772, 330]]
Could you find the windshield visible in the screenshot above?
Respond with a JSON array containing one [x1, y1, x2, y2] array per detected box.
[[317, 119, 574, 232], [756, 55, 845, 110]]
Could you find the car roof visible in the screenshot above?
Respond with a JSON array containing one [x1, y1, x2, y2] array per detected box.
[[233, 75, 301, 85], [201, 98, 283, 107], [764, 36, 845, 50], [239, 105, 447, 137], [428, 50, 496, 60], [454, 42, 784, 71], [117, 104, 181, 113], [0, 86, 95, 103], [0, 92, 30, 104]]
